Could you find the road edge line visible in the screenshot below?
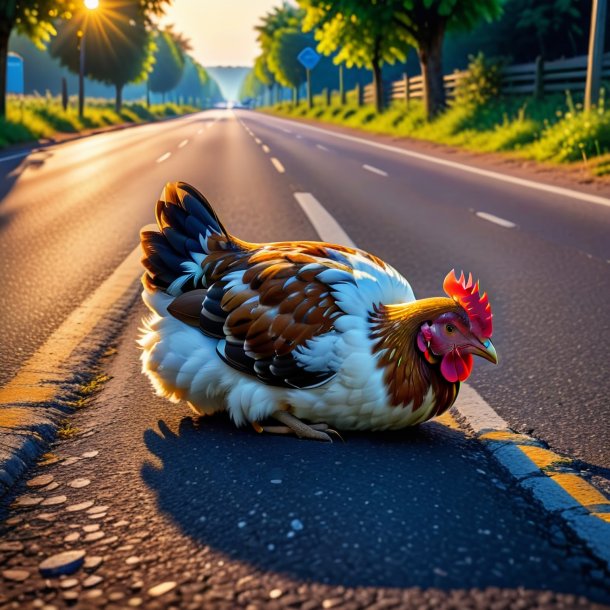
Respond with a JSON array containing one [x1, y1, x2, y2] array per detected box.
[[0, 243, 144, 497], [292, 191, 610, 571], [251, 112, 610, 208]]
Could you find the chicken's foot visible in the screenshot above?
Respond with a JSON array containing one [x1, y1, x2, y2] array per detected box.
[[253, 411, 342, 442]]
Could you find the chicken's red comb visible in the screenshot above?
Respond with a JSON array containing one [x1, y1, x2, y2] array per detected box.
[[443, 270, 493, 338]]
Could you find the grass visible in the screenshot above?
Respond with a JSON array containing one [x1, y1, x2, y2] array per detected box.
[[68, 373, 112, 409], [0, 95, 199, 149], [263, 89, 610, 176], [57, 420, 80, 439]]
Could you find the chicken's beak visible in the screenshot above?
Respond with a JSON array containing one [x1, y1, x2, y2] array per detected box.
[[470, 339, 498, 364]]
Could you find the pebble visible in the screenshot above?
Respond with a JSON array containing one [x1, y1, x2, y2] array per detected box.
[[270, 479, 282, 484], [33, 512, 58, 523], [62, 591, 79, 601], [40, 495, 67, 507], [83, 524, 100, 533], [39, 550, 86, 577], [12, 495, 43, 508], [0, 541, 24, 552], [85, 589, 103, 599], [82, 450, 99, 458], [2, 569, 30, 582], [60, 578, 79, 589], [26, 475, 54, 488], [67, 501, 94, 512], [87, 505, 109, 515], [4, 516, 22, 526], [148, 581, 177, 597], [113, 520, 129, 527], [269, 589, 283, 599], [41, 482, 60, 492], [108, 591, 125, 601], [68, 478, 91, 489], [62, 457, 81, 466], [88, 513, 107, 520], [83, 556, 103, 570], [84, 531, 105, 542], [291, 519, 304, 531], [128, 598, 143, 607], [83, 575, 103, 588], [64, 532, 81, 543], [98, 536, 118, 545], [39, 456, 59, 466], [125, 556, 140, 565]]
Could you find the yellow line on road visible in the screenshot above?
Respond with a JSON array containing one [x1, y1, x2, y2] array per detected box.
[[0, 246, 141, 410]]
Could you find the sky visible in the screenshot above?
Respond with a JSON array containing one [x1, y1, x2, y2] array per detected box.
[[159, 0, 289, 67]]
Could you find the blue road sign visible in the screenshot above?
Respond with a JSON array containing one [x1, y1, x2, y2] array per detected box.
[[297, 47, 321, 71]]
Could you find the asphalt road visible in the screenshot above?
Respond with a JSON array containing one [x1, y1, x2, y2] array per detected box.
[[1, 109, 608, 478], [0, 109, 609, 607]]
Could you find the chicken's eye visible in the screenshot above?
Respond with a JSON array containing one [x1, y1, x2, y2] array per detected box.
[[445, 324, 455, 334]]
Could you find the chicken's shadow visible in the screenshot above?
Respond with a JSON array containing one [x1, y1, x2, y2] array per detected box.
[[141, 415, 584, 592]]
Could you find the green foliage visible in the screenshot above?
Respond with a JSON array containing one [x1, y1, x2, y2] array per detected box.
[[49, 1, 154, 99], [455, 53, 504, 107], [300, 0, 408, 69], [263, 89, 610, 173], [239, 69, 266, 101], [529, 94, 610, 162], [148, 29, 185, 94], [0, 94, 196, 148], [268, 28, 310, 89]]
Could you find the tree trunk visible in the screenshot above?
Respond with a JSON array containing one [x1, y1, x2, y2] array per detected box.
[[115, 84, 123, 113], [417, 21, 447, 120], [0, 25, 12, 119], [371, 59, 383, 113], [0, 23, 11, 118], [370, 35, 384, 113], [146, 80, 150, 107]]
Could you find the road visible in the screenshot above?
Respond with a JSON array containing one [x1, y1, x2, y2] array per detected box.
[[0, 109, 609, 608]]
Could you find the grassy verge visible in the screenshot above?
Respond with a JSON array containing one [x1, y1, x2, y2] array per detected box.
[[0, 95, 200, 149], [263, 91, 610, 177]]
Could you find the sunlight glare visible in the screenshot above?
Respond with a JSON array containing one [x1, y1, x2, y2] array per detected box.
[[84, 0, 99, 9]]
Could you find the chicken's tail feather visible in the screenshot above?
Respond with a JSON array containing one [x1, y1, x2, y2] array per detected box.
[[141, 181, 240, 295]]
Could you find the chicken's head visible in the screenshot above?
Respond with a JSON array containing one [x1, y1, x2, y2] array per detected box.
[[417, 270, 497, 383]]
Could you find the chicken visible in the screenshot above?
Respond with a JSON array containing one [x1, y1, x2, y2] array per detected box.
[[139, 182, 497, 442]]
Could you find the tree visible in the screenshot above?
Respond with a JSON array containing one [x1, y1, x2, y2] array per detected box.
[[0, 0, 74, 117], [392, 0, 502, 118], [239, 69, 266, 104], [300, 0, 410, 113], [0, 0, 169, 118], [148, 28, 185, 101], [49, 1, 154, 112], [254, 2, 304, 105], [268, 28, 311, 103]]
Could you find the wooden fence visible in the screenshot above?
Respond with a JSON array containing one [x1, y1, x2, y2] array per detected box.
[[362, 52, 610, 105]]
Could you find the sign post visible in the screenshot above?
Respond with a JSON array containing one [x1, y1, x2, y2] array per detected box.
[[585, 0, 607, 110], [297, 47, 321, 109]]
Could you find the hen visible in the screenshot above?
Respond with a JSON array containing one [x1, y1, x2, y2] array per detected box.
[[139, 182, 497, 441]]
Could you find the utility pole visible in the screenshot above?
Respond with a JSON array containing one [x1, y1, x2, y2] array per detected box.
[[585, 0, 607, 110], [78, 30, 85, 119]]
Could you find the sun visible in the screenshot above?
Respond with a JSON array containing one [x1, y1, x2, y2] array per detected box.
[[84, 0, 99, 9]]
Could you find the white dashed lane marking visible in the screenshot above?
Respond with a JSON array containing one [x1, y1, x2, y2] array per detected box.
[[316, 144, 329, 151], [156, 152, 171, 163], [178, 139, 189, 149], [262, 145, 270, 154], [475, 211, 517, 229], [270, 158, 285, 174], [363, 164, 388, 177]]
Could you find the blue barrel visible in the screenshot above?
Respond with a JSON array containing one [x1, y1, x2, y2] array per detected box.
[[7, 52, 24, 94]]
